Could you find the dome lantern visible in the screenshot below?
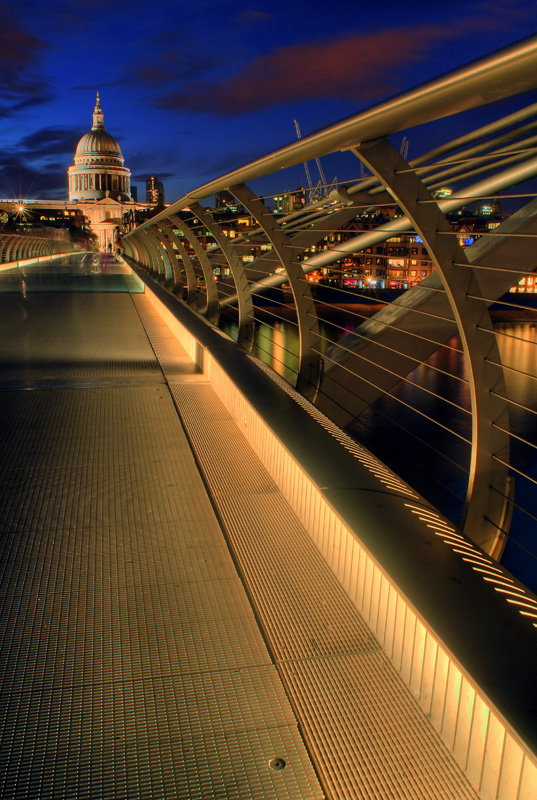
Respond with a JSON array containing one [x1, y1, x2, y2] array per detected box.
[[92, 92, 105, 131]]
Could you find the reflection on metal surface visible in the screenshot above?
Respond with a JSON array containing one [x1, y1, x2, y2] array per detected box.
[[123, 34, 537, 574], [121, 39, 537, 797]]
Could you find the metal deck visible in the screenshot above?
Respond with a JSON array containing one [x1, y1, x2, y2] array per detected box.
[[0, 257, 477, 798]]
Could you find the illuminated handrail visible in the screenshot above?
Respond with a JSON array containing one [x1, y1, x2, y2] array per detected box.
[[123, 34, 537, 568], [135, 270, 537, 800]]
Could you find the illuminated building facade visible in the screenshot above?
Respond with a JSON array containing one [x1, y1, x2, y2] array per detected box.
[[273, 186, 306, 214], [215, 190, 244, 215], [1, 94, 165, 252], [146, 176, 164, 205]]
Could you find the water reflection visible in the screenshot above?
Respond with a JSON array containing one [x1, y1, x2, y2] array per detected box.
[[348, 335, 472, 529], [222, 311, 537, 590], [221, 318, 301, 384]]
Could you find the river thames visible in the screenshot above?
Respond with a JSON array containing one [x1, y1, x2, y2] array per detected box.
[[222, 308, 537, 592]]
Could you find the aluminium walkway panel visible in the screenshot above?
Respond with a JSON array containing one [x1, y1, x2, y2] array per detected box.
[[0, 259, 322, 799]]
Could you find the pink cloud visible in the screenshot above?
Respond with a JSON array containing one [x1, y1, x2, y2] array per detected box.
[[156, 2, 534, 118], [156, 24, 461, 115]]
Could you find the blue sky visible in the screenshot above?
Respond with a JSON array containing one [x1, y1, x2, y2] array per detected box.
[[1, 0, 536, 204]]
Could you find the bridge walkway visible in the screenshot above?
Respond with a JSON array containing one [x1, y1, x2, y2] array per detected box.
[[0, 257, 476, 799]]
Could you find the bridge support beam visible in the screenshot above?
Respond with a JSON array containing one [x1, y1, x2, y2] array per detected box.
[[146, 223, 175, 286], [167, 214, 220, 324], [141, 227, 168, 281], [155, 219, 186, 295], [351, 137, 511, 557], [229, 183, 322, 398], [190, 203, 255, 351], [162, 216, 199, 306]]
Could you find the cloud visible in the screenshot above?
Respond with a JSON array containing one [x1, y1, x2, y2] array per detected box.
[[129, 33, 230, 88], [0, 3, 50, 115], [134, 54, 225, 87], [127, 144, 183, 184], [154, 2, 535, 117], [19, 128, 81, 159], [155, 25, 450, 115], [0, 127, 80, 199], [235, 8, 273, 25], [132, 171, 175, 182], [475, 0, 535, 29], [186, 147, 273, 179], [0, 159, 67, 200]]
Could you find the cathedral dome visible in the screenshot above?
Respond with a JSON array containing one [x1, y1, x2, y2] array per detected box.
[[68, 93, 131, 203], [75, 129, 123, 158]]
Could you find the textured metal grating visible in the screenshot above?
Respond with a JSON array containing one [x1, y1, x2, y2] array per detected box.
[[0, 292, 160, 381], [280, 655, 477, 800], [0, 283, 323, 799], [0, 680, 320, 800], [161, 372, 479, 799], [131, 293, 201, 380]]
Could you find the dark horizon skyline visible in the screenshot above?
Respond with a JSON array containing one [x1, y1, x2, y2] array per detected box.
[[1, 0, 536, 206]]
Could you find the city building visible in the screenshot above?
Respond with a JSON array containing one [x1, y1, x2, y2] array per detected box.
[[146, 176, 164, 205], [273, 185, 306, 214], [305, 206, 507, 291], [0, 94, 162, 252], [214, 190, 244, 215], [0, 201, 92, 248]]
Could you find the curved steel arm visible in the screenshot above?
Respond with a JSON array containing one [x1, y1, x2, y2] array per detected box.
[[167, 215, 219, 323], [143, 228, 168, 279], [190, 203, 255, 350], [229, 183, 322, 397], [146, 224, 174, 284], [354, 137, 510, 557], [163, 216, 200, 306], [128, 229, 160, 275]]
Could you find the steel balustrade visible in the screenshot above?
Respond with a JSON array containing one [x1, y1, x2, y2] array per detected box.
[[119, 35, 537, 799], [0, 233, 77, 264], [123, 34, 537, 561]]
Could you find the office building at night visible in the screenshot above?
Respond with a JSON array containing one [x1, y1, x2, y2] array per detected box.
[[146, 176, 164, 205]]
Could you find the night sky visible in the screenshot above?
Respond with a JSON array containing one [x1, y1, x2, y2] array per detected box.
[[1, 0, 536, 205]]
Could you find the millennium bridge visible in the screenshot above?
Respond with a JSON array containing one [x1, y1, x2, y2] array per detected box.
[[2, 35, 537, 800]]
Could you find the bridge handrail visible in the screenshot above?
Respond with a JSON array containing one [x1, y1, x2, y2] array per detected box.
[[134, 34, 537, 225], [0, 232, 79, 264], [121, 38, 537, 797], [132, 265, 537, 800]]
